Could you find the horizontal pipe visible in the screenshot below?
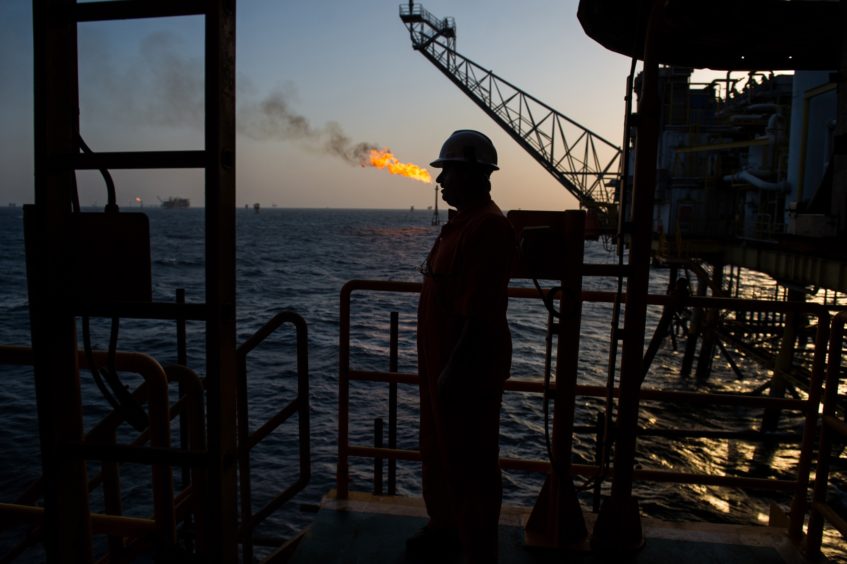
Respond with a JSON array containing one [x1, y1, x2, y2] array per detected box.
[[72, 302, 210, 321], [0, 345, 34, 365], [346, 371, 809, 412], [0, 503, 156, 535], [349, 370, 419, 385], [342, 279, 833, 316]]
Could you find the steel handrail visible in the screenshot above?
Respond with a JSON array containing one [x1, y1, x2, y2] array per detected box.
[[235, 310, 310, 564], [337, 279, 829, 536], [0, 346, 179, 549], [805, 311, 847, 557], [338, 281, 420, 497]]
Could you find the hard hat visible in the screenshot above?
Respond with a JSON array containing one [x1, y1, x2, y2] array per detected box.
[[430, 129, 499, 170]]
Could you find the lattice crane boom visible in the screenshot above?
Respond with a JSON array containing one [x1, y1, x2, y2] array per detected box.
[[400, 3, 622, 221]]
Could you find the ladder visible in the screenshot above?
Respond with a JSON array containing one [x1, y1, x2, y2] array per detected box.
[[399, 2, 622, 227], [30, 1, 237, 561]]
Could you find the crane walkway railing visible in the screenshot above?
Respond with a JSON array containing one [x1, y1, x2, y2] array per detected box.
[[399, 3, 455, 40]]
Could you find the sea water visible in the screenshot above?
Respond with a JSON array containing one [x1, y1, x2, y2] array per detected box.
[[0, 206, 837, 559]]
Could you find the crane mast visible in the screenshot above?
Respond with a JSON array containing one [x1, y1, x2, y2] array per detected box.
[[400, 3, 622, 226]]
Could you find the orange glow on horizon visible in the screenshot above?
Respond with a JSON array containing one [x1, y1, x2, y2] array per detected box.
[[367, 148, 431, 184]]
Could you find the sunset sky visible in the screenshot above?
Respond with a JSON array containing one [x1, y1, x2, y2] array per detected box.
[[1, 0, 640, 211]]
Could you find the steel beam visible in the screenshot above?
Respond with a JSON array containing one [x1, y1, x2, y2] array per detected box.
[[202, 0, 238, 561], [31, 1, 92, 561]]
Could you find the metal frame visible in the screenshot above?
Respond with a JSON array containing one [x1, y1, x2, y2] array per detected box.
[[30, 0, 238, 560]]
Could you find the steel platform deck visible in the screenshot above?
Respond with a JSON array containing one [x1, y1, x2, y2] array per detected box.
[[281, 492, 817, 563]]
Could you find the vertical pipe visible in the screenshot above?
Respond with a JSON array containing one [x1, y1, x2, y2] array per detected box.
[[338, 285, 352, 498], [374, 418, 384, 495], [388, 312, 399, 495], [101, 430, 124, 558], [547, 211, 589, 546], [147, 364, 176, 546], [204, 1, 238, 560], [295, 315, 312, 496], [593, 0, 663, 551], [236, 347, 253, 564], [176, 289, 191, 491]]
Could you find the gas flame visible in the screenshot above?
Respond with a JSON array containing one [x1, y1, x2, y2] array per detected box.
[[367, 149, 432, 184]]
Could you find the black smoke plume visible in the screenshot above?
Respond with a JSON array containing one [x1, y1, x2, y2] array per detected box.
[[237, 92, 377, 165], [78, 30, 378, 165]]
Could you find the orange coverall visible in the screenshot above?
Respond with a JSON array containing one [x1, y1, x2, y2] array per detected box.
[[417, 198, 514, 561]]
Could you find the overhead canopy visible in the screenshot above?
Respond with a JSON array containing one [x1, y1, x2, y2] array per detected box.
[[577, 0, 843, 71]]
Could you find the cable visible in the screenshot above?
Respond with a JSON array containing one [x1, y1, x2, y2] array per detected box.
[[81, 316, 149, 432], [74, 135, 149, 430], [78, 135, 119, 213], [532, 279, 603, 494], [82, 316, 122, 412], [594, 54, 642, 492]]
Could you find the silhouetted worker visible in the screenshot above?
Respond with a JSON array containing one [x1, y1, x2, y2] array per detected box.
[[410, 130, 515, 563]]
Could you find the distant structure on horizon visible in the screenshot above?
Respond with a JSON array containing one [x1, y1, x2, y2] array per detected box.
[[159, 197, 190, 209]]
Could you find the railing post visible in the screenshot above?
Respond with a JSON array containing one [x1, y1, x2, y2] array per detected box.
[[337, 284, 353, 498], [175, 289, 191, 492], [388, 311, 399, 495], [524, 210, 588, 549], [374, 418, 384, 495]]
